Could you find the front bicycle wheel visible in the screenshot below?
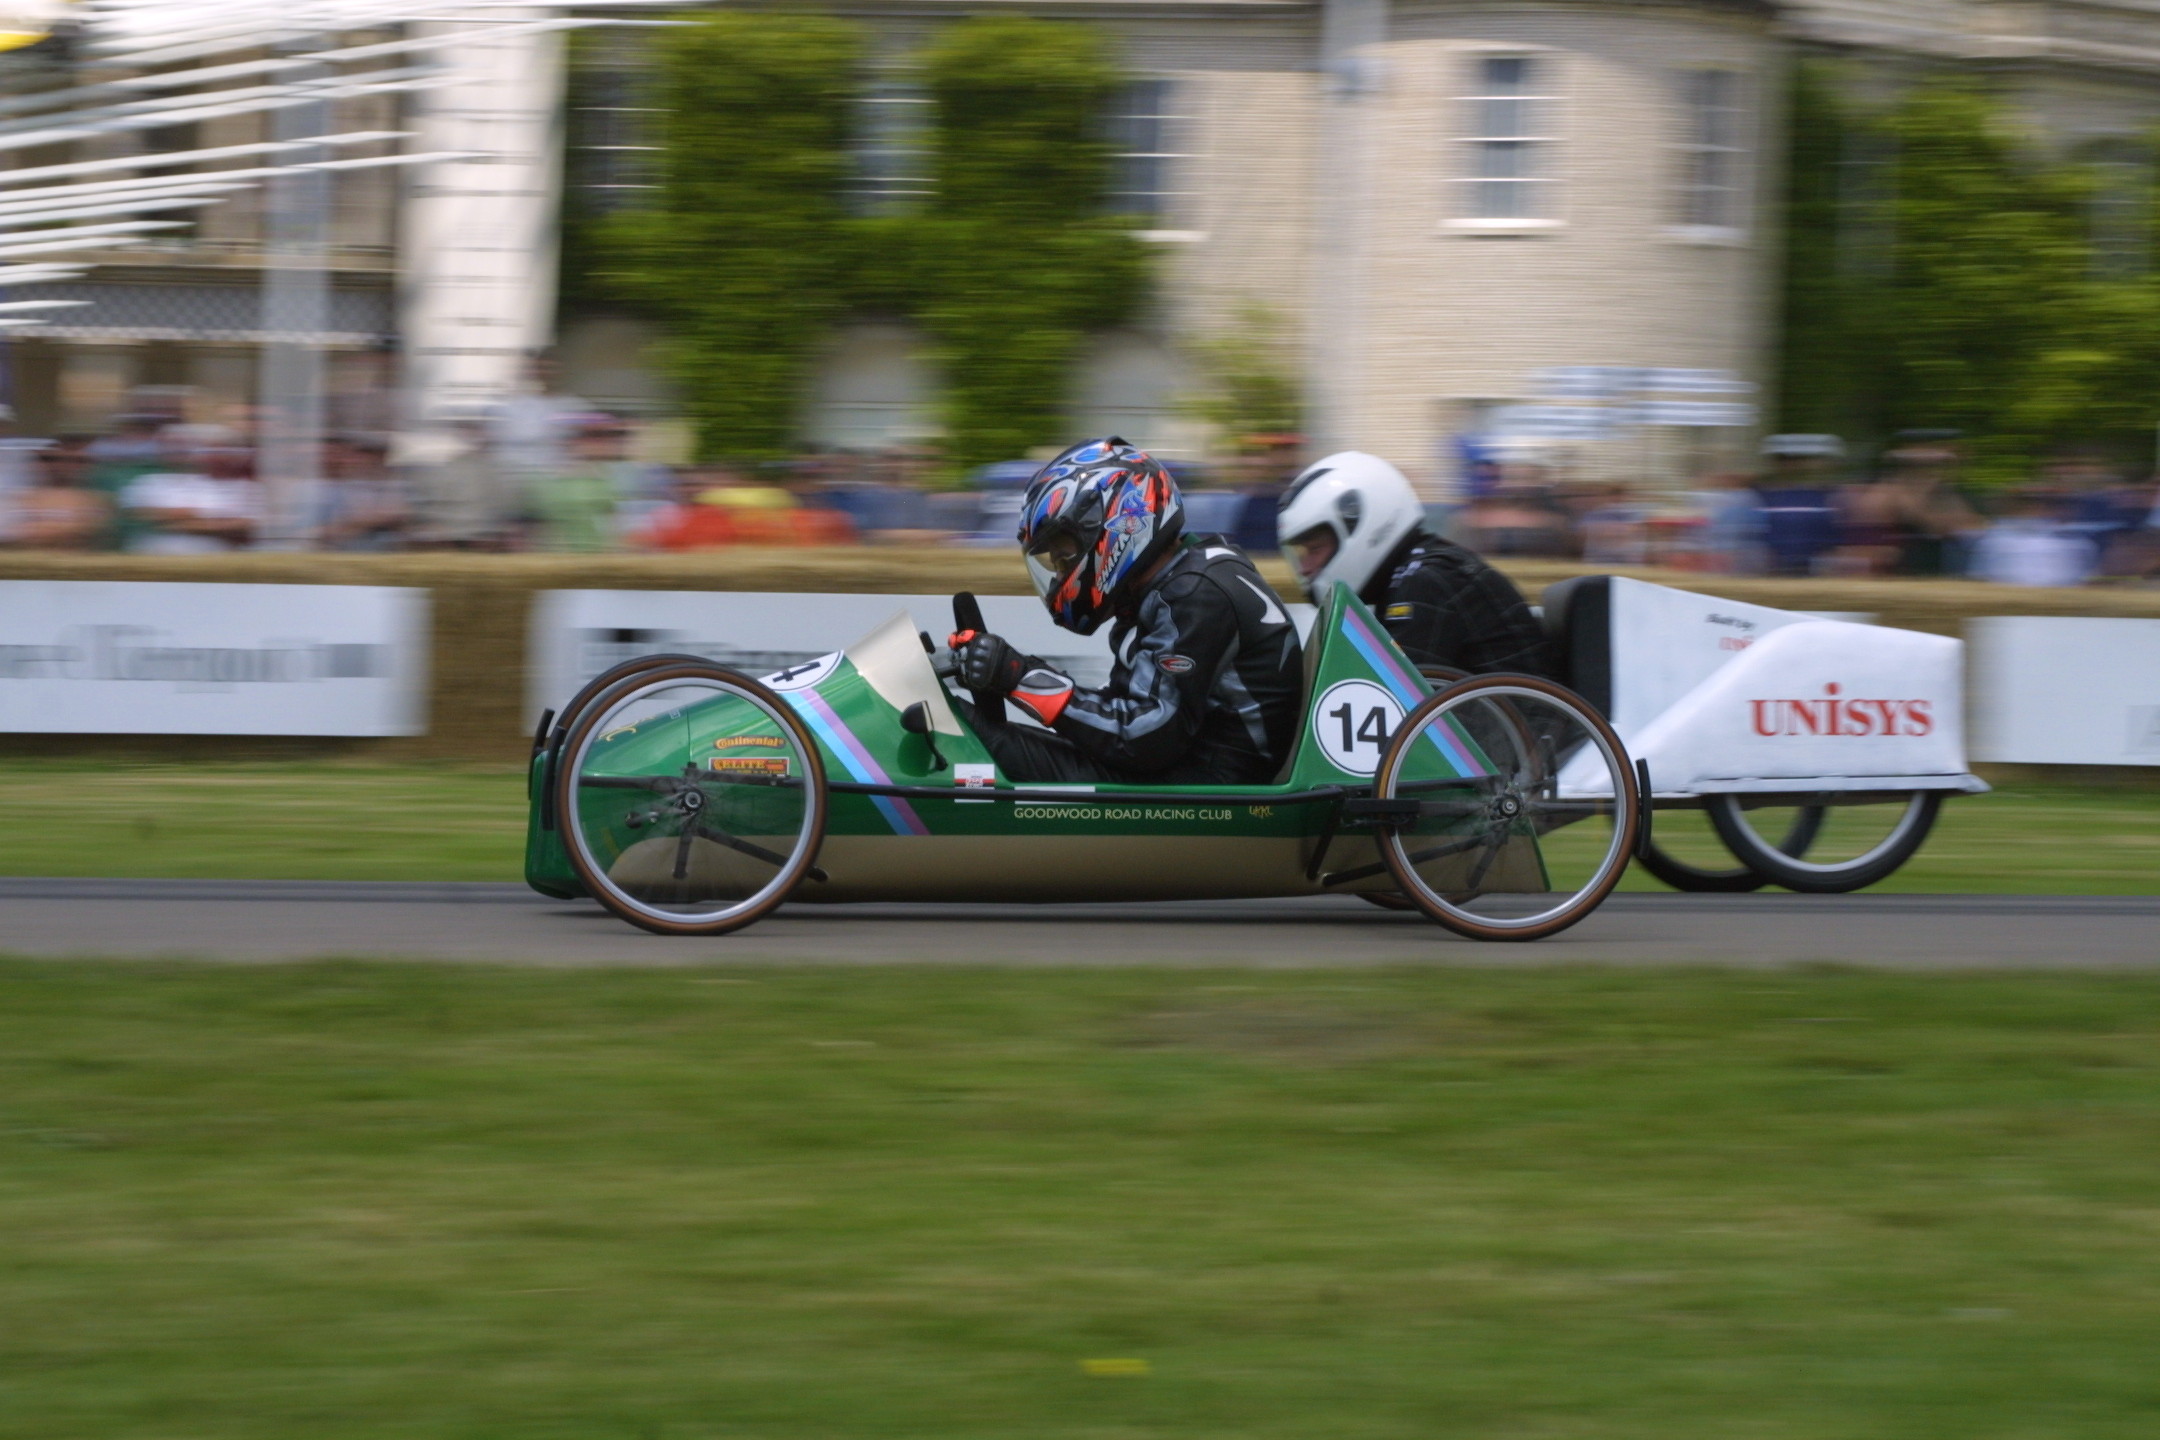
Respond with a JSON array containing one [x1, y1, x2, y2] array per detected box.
[[553, 662, 827, 936], [1374, 674, 1637, 942]]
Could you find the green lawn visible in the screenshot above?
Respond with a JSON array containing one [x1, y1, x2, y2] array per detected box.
[[0, 759, 2151, 893], [3, 963, 2158, 1438]]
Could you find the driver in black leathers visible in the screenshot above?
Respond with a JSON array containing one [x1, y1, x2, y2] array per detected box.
[[947, 438, 1303, 785]]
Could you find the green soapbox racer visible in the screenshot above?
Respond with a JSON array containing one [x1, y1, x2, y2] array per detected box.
[[523, 587, 1642, 942]]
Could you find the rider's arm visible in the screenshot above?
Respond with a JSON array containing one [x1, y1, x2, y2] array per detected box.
[[1049, 571, 1237, 774]]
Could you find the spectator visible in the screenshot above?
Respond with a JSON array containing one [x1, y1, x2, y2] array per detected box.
[[317, 436, 411, 551], [0, 405, 34, 530], [1576, 484, 1653, 566], [1459, 471, 1572, 557], [1687, 469, 1769, 574], [530, 416, 626, 553], [1969, 488, 2098, 587], [407, 416, 521, 550], [86, 413, 167, 550], [1875, 430, 1985, 576], [1, 440, 108, 550], [1757, 434, 1844, 576], [119, 431, 262, 554], [489, 351, 586, 490], [2043, 449, 2144, 565]]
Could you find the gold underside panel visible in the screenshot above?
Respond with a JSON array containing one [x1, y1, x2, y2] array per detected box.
[[794, 835, 1403, 904]]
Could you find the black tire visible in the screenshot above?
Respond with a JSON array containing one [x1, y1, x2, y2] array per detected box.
[[1374, 673, 1637, 942], [546, 652, 710, 759], [553, 662, 827, 937], [1637, 806, 1826, 893], [1345, 668, 1477, 911], [1706, 791, 1940, 894], [537, 653, 708, 832]]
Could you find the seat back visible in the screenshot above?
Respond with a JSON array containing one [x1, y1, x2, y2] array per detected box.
[[1269, 608, 1331, 784], [1538, 575, 1613, 718]]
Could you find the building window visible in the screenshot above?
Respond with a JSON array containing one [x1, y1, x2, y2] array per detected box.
[[851, 78, 932, 215], [2084, 138, 2151, 278], [1108, 77, 1186, 221], [1677, 69, 1748, 231], [1459, 55, 1555, 222], [572, 68, 658, 214]]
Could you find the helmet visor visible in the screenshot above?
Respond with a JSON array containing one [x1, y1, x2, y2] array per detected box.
[[1285, 523, 1339, 582]]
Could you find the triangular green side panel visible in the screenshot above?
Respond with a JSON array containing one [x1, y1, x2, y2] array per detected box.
[[1284, 585, 1439, 787]]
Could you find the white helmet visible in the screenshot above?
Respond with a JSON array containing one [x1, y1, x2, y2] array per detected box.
[[1275, 451, 1426, 603]]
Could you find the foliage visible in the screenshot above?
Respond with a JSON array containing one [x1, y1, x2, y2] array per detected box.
[[1780, 70, 2160, 482], [595, 14, 864, 461], [1774, 61, 1877, 438], [911, 16, 1149, 472], [589, 13, 1148, 471], [1182, 301, 1304, 451]]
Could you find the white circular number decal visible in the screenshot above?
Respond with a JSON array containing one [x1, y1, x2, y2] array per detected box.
[[1310, 679, 1404, 777], [759, 652, 842, 693]]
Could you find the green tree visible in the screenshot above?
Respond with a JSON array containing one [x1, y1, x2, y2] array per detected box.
[[1878, 81, 2090, 478], [1779, 71, 2160, 481], [1184, 302, 1303, 451], [914, 16, 1149, 470], [596, 13, 864, 461]]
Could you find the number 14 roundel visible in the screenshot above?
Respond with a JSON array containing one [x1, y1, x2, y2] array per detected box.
[[1310, 678, 1404, 778]]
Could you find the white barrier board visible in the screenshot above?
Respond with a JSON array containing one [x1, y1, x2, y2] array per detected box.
[[529, 589, 1315, 725], [0, 582, 429, 735], [1970, 616, 2160, 766]]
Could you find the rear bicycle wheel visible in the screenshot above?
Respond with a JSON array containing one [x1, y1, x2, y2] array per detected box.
[[1637, 805, 1825, 892], [1707, 791, 1940, 894], [553, 662, 827, 936], [1374, 675, 1637, 942]]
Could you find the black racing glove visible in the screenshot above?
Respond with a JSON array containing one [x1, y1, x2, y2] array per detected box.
[[948, 629, 1040, 697]]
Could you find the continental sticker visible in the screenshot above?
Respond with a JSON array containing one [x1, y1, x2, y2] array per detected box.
[[1385, 604, 1414, 620], [714, 735, 787, 749], [710, 756, 791, 776]]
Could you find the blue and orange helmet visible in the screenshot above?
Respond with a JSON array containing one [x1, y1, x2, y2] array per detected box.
[[1018, 437, 1185, 634]]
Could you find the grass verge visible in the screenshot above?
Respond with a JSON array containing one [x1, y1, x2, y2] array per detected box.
[[3, 963, 2158, 1438], [0, 760, 2151, 893]]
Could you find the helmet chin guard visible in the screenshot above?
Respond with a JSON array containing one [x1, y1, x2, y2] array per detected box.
[[1018, 437, 1185, 634], [1275, 451, 1426, 604]]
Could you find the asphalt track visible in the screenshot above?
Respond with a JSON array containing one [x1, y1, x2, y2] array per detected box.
[[0, 878, 2154, 967]]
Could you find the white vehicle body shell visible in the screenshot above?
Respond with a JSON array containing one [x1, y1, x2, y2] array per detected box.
[[1560, 578, 1987, 800]]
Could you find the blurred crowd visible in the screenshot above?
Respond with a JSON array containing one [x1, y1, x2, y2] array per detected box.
[[1453, 431, 2160, 587], [0, 390, 1292, 558], [4, 392, 2157, 589]]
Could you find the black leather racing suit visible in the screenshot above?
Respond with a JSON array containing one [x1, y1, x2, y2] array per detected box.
[[969, 537, 1304, 784], [1360, 530, 1556, 679]]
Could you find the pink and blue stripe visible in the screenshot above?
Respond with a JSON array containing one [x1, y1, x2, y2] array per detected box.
[[1338, 606, 1487, 778], [785, 688, 929, 836]]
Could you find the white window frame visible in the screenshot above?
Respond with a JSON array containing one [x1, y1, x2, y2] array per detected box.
[[1447, 49, 1563, 234], [851, 75, 933, 215], [1668, 67, 1751, 244], [1109, 75, 1195, 237]]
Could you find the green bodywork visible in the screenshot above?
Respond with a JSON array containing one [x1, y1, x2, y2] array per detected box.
[[524, 586, 1506, 901]]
